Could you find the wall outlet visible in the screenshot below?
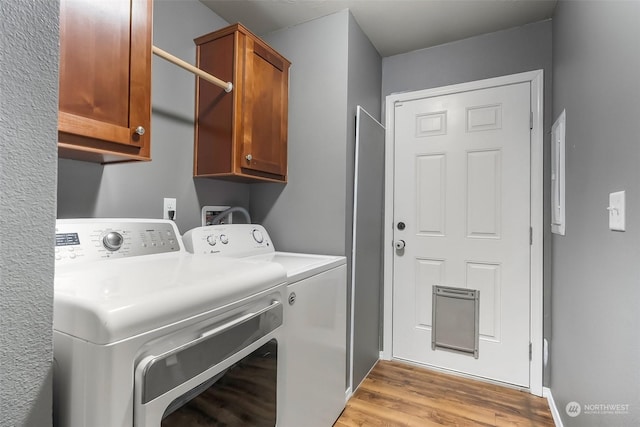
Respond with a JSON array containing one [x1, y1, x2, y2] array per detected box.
[[163, 198, 177, 220]]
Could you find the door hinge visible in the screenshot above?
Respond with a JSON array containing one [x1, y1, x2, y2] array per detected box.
[[529, 227, 533, 245], [529, 342, 533, 361], [530, 112, 533, 130], [395, 101, 404, 108]]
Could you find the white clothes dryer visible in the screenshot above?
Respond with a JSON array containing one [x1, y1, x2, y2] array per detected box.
[[53, 219, 287, 427]]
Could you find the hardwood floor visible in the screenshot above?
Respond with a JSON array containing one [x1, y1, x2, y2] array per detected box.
[[335, 360, 554, 427]]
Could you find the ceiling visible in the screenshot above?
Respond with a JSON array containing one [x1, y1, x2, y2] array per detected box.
[[199, 0, 557, 57]]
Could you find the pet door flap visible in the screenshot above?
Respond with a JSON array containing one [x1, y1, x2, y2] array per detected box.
[[432, 285, 479, 359]]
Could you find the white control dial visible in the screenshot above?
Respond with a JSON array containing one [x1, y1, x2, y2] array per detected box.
[[219, 234, 229, 244], [102, 231, 124, 251], [206, 235, 217, 246], [252, 229, 264, 244]]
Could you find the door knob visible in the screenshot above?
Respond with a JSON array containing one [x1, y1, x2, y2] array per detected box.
[[395, 240, 406, 250]]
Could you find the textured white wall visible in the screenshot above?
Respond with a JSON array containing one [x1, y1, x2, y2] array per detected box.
[[0, 1, 59, 425]]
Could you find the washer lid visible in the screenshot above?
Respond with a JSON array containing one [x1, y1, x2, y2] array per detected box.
[[54, 253, 286, 344], [248, 252, 346, 282]]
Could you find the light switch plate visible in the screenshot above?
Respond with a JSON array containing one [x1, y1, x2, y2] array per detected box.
[[608, 191, 625, 231]]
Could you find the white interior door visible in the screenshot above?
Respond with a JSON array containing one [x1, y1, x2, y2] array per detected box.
[[392, 82, 531, 387]]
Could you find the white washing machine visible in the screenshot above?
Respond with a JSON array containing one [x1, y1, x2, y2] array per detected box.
[[53, 219, 288, 427], [183, 224, 347, 427]]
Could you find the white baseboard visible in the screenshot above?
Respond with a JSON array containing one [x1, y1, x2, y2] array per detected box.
[[543, 387, 564, 427], [345, 386, 352, 403]]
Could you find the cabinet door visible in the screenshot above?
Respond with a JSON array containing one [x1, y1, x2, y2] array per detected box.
[[241, 39, 289, 178], [58, 0, 152, 162]]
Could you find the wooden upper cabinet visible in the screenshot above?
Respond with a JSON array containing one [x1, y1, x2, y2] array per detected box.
[[58, 0, 152, 164], [194, 24, 291, 183]]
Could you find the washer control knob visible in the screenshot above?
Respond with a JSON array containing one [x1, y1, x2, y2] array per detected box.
[[206, 235, 217, 246], [219, 234, 229, 244], [252, 229, 264, 244], [288, 292, 296, 306], [102, 231, 124, 251]]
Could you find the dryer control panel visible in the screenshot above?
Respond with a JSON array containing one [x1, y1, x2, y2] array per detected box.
[[182, 224, 274, 257], [55, 219, 183, 265]]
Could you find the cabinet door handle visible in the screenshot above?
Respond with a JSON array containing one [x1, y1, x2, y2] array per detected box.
[[135, 126, 145, 136], [245, 154, 253, 162]]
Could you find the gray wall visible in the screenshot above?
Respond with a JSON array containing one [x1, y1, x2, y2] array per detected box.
[[382, 19, 552, 108], [254, 10, 382, 391], [253, 10, 382, 255], [382, 20, 553, 384], [251, 10, 351, 255], [57, 0, 247, 234], [0, 1, 59, 425], [346, 14, 383, 390], [551, 1, 640, 425], [345, 10, 383, 277]]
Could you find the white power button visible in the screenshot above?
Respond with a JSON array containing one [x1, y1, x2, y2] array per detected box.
[[252, 229, 264, 243]]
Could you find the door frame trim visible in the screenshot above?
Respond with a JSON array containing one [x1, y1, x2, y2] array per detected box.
[[382, 70, 544, 396]]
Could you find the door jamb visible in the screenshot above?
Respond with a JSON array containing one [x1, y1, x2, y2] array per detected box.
[[381, 70, 544, 396]]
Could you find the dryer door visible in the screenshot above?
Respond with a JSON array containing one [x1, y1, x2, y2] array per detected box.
[[134, 300, 282, 426]]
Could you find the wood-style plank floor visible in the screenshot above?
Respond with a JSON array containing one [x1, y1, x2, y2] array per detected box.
[[334, 360, 554, 427]]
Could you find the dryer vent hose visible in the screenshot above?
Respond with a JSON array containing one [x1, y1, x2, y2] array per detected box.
[[208, 206, 251, 224]]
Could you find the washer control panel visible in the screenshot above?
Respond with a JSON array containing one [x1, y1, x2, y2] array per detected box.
[[182, 224, 274, 256], [55, 219, 182, 265]]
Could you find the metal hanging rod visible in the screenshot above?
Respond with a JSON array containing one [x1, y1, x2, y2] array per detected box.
[[152, 45, 233, 93]]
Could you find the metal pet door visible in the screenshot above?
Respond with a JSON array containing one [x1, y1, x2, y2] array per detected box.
[[432, 285, 480, 358]]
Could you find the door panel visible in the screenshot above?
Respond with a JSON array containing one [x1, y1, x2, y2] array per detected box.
[[416, 154, 446, 236], [392, 82, 531, 387], [415, 258, 444, 327], [467, 261, 501, 340], [466, 149, 501, 238]]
